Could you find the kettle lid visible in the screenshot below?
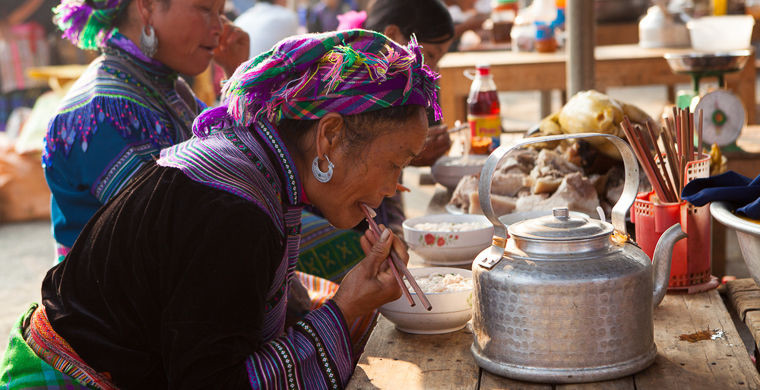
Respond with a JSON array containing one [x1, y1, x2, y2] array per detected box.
[[508, 207, 613, 242]]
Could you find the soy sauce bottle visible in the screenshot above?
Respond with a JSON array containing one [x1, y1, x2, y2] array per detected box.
[[467, 64, 502, 154]]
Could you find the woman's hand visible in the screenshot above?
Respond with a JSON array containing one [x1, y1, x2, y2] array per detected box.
[[213, 15, 250, 78], [410, 124, 452, 167], [332, 226, 410, 325]]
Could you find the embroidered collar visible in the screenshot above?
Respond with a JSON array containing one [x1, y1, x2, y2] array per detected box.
[[103, 32, 178, 90]]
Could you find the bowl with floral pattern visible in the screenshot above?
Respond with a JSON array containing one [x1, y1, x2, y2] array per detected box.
[[403, 214, 493, 265]]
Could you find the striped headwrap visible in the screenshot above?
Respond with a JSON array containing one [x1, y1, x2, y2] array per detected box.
[[193, 29, 442, 137], [54, 0, 129, 50]]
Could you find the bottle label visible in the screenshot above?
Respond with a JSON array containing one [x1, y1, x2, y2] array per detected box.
[[468, 114, 502, 138]]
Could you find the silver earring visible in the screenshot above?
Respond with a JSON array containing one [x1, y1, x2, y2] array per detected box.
[[140, 25, 158, 58], [312, 155, 334, 183]]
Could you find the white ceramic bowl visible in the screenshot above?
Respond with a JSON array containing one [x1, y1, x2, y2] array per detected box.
[[431, 154, 488, 190], [403, 214, 493, 265], [380, 267, 473, 334], [687, 16, 754, 51], [710, 202, 760, 286]]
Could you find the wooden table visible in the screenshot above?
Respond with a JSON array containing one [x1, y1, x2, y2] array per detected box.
[[347, 289, 760, 389], [726, 278, 760, 369], [437, 44, 757, 127]]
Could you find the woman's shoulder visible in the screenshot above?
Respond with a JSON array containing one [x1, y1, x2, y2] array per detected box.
[[56, 55, 159, 114], [133, 164, 282, 236], [43, 57, 174, 165]]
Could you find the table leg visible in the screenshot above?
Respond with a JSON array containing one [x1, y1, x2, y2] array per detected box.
[[731, 53, 756, 124], [539, 90, 552, 118], [667, 85, 676, 104]]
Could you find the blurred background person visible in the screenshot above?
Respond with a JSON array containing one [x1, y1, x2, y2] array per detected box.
[[0, 0, 57, 134], [235, 0, 299, 60], [306, 0, 356, 32], [442, 0, 490, 51], [44, 0, 249, 262]]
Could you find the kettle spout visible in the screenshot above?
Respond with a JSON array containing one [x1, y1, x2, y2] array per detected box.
[[652, 223, 687, 307]]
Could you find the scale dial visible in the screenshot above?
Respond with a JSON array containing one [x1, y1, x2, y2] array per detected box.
[[694, 90, 745, 147]]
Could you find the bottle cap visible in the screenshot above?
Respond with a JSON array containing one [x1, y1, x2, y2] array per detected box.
[[476, 64, 491, 75]]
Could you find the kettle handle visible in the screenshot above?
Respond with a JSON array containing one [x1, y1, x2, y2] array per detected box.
[[476, 133, 639, 269]]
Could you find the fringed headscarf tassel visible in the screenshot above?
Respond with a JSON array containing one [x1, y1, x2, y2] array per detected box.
[[54, 0, 129, 50]]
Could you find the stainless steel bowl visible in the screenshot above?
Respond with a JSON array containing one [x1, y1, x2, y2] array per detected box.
[[664, 50, 752, 74], [710, 201, 760, 286]]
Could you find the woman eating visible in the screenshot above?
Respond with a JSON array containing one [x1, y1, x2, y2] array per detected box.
[[0, 29, 440, 388], [44, 0, 249, 262]]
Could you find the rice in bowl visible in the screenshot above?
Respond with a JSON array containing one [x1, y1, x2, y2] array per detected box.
[[405, 272, 473, 293]]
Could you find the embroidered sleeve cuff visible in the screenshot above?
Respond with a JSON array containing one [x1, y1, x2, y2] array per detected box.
[[299, 299, 354, 385]]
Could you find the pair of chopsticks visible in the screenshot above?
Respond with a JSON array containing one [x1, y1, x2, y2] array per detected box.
[[620, 106, 704, 203], [360, 203, 432, 311], [447, 123, 470, 134]]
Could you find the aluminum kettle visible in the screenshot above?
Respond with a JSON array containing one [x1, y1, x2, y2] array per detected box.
[[470, 133, 686, 383]]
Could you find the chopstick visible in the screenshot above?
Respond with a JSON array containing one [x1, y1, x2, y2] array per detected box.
[[645, 121, 676, 202], [622, 106, 704, 204], [659, 122, 682, 200], [621, 117, 671, 202], [360, 204, 414, 307], [697, 109, 704, 159], [360, 203, 432, 311], [396, 183, 411, 193], [447, 123, 470, 134]]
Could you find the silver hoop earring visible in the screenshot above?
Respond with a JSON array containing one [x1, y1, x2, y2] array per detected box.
[[140, 25, 158, 58], [312, 155, 334, 183]]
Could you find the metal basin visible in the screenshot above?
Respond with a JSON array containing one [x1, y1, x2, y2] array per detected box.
[[664, 50, 751, 74], [710, 201, 760, 286]]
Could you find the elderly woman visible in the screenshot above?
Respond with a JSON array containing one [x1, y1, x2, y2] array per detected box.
[[0, 30, 440, 388], [44, 0, 248, 261], [296, 1, 456, 283]]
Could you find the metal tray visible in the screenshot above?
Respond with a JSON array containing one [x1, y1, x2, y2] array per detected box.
[[664, 50, 752, 74]]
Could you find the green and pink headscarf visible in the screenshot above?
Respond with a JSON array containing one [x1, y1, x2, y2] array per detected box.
[[194, 29, 442, 134], [54, 0, 129, 50]]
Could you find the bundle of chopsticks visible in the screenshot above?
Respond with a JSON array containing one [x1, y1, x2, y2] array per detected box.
[[620, 106, 704, 204], [361, 203, 432, 311]]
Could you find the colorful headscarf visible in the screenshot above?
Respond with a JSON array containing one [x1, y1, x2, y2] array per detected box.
[[54, 0, 129, 50], [194, 29, 441, 136]]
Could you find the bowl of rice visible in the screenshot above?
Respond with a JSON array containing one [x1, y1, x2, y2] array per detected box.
[[380, 267, 473, 334], [403, 214, 493, 265]]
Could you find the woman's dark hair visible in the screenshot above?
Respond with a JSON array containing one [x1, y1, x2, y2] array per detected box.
[[278, 104, 424, 159], [364, 0, 454, 44], [111, 0, 170, 29]]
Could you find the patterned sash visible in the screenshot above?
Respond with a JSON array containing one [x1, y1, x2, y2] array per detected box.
[[24, 306, 117, 390]]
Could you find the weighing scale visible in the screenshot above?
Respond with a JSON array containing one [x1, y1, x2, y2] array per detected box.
[[664, 50, 751, 152]]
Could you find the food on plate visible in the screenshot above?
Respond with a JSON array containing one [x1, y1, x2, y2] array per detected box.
[[532, 90, 654, 159], [405, 273, 473, 293], [514, 172, 600, 217], [448, 142, 647, 218]]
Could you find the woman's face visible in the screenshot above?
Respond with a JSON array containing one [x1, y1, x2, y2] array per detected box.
[[312, 109, 428, 229], [383, 26, 452, 70], [150, 0, 224, 75], [419, 39, 453, 70]]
